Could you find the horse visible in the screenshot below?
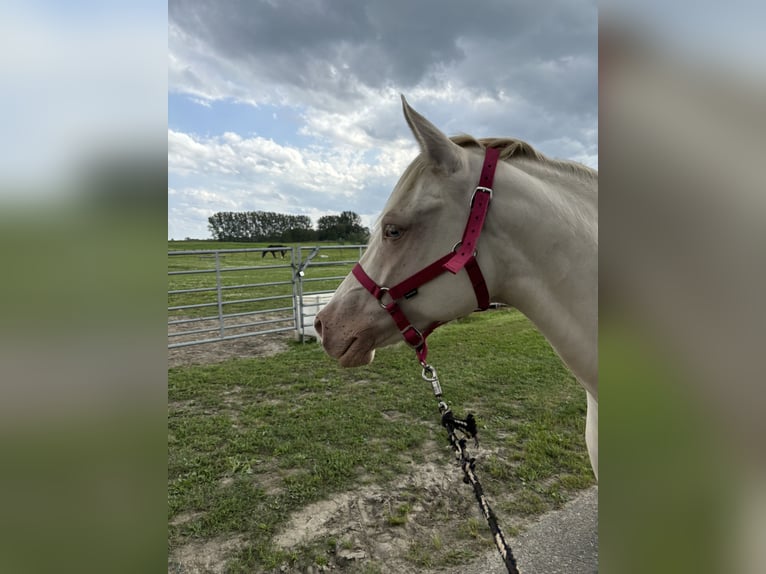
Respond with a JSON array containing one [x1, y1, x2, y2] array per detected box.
[[314, 96, 598, 479], [262, 245, 288, 259]]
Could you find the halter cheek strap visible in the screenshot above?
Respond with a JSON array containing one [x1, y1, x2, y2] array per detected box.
[[352, 147, 500, 365], [444, 147, 499, 273]]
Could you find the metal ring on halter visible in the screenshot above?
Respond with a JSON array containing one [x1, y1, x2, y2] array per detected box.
[[401, 325, 424, 348], [376, 287, 393, 308], [452, 241, 478, 257]]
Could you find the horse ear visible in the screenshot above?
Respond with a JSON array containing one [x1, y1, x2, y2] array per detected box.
[[401, 95, 464, 174]]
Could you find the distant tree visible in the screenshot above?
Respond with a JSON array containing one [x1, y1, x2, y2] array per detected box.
[[281, 226, 317, 242], [208, 210, 368, 243], [208, 211, 315, 242], [338, 211, 369, 242], [317, 211, 369, 243], [317, 215, 340, 241]]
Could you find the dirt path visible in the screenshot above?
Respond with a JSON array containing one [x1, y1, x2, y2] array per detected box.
[[170, 481, 597, 574], [267, 455, 597, 574], [168, 328, 293, 368]]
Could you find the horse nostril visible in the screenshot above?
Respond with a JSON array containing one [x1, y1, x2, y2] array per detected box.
[[314, 317, 323, 338]]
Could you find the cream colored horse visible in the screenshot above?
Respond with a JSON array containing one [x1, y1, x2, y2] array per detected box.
[[315, 97, 598, 478]]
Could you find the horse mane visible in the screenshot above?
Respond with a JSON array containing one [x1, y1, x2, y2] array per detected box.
[[382, 132, 596, 231], [450, 134, 597, 243], [451, 134, 597, 180]]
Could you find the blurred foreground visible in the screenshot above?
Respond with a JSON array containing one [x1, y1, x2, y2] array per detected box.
[[0, 2, 167, 573], [600, 9, 766, 574]]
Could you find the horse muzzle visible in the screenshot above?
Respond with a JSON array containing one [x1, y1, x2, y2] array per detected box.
[[314, 306, 384, 367]]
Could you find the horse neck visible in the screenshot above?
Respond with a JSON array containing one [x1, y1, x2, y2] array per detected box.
[[482, 160, 598, 394]]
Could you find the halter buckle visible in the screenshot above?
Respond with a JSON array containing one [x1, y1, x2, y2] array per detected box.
[[470, 186, 493, 207], [400, 325, 424, 349]]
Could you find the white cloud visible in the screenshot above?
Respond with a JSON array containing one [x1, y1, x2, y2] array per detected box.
[[169, 127, 415, 195], [167, 126, 420, 238], [189, 97, 212, 108]]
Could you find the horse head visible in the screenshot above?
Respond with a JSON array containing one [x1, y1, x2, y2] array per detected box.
[[315, 97, 502, 367]]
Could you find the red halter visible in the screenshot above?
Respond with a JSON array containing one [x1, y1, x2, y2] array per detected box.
[[352, 146, 500, 365]]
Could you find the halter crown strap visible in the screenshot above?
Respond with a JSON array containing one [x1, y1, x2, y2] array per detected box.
[[443, 146, 500, 274]]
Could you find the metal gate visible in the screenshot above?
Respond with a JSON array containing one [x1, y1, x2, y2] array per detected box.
[[168, 245, 366, 348], [294, 244, 366, 341]]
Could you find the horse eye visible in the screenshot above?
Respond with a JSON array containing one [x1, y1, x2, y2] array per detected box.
[[383, 224, 402, 240]]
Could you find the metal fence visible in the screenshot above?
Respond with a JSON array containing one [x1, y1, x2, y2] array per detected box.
[[168, 244, 366, 348], [295, 244, 366, 341]]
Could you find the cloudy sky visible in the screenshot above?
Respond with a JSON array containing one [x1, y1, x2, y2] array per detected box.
[[168, 0, 598, 240]]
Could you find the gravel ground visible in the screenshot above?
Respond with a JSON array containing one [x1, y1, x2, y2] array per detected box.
[[450, 486, 598, 574]]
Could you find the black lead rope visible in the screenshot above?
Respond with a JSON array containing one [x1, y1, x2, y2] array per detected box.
[[422, 364, 521, 574]]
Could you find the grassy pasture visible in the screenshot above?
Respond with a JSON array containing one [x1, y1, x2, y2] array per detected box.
[[168, 308, 595, 572]]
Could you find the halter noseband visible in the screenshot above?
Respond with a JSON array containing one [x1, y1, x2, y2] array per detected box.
[[352, 146, 500, 365]]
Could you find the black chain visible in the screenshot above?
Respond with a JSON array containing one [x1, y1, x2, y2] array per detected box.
[[422, 364, 521, 574]]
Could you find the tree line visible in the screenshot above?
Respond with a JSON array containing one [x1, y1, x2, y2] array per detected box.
[[208, 210, 369, 243]]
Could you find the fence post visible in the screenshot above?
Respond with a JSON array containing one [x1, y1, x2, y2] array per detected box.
[[297, 247, 305, 343], [291, 246, 300, 340], [215, 252, 225, 338]]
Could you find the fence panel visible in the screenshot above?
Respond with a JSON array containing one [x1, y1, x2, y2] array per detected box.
[[168, 244, 367, 348], [168, 247, 298, 348]]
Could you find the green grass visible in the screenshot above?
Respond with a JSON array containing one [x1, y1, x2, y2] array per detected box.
[[168, 308, 594, 572], [386, 503, 411, 526]]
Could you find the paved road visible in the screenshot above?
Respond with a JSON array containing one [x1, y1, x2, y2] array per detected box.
[[452, 486, 598, 574]]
